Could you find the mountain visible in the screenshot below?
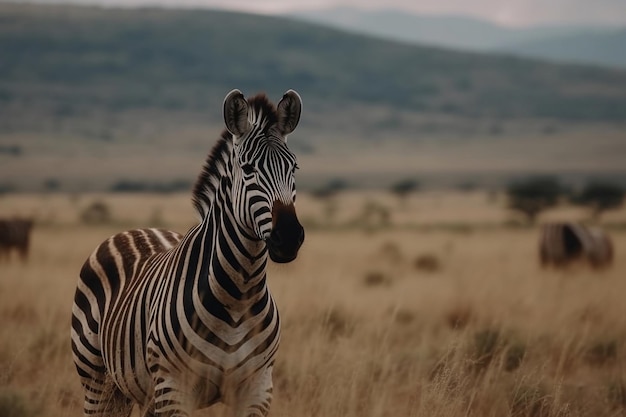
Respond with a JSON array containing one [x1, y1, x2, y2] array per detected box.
[[289, 7, 625, 68], [1, 3, 626, 191], [289, 8, 594, 50], [497, 29, 626, 68], [1, 2, 626, 142]]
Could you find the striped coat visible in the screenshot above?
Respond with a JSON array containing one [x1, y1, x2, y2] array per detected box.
[[539, 222, 613, 268], [71, 89, 304, 417]]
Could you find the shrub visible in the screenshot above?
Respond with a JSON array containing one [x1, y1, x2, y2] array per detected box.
[[584, 340, 617, 366], [504, 342, 527, 372], [471, 329, 501, 371], [510, 384, 551, 417], [573, 181, 625, 220], [607, 380, 626, 409], [378, 241, 404, 263], [362, 271, 392, 287], [414, 253, 441, 272], [389, 178, 419, 201], [80, 201, 111, 224], [320, 307, 355, 339], [310, 178, 349, 199], [0, 389, 38, 417], [445, 305, 472, 330]]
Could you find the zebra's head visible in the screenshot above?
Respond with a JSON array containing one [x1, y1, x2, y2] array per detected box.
[[223, 89, 305, 263]]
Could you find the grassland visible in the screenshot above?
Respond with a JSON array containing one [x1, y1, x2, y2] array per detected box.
[[2, 125, 626, 192], [1, 191, 625, 416]]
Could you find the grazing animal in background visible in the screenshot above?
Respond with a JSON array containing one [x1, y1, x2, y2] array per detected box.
[[0, 217, 34, 262], [71, 89, 304, 417], [539, 222, 613, 269]]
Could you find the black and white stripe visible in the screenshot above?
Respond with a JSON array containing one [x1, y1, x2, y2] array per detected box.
[[539, 222, 613, 269], [71, 89, 304, 417], [0, 217, 33, 262]]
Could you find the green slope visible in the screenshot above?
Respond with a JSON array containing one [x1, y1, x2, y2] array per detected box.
[[1, 3, 626, 140]]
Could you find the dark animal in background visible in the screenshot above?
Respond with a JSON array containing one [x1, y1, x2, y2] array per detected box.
[[0, 217, 34, 262], [539, 222, 613, 269]]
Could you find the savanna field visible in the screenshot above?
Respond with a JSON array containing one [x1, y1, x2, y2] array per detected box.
[[1, 191, 626, 416]]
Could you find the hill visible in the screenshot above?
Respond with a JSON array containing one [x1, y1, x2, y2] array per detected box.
[[2, 2, 626, 140], [290, 7, 626, 69], [289, 7, 585, 51], [498, 29, 626, 68], [1, 3, 626, 192]]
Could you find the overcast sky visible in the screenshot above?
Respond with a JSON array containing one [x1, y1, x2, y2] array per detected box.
[[21, 0, 626, 27]]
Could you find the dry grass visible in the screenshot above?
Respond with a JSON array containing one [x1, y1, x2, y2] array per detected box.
[[1, 192, 625, 416]]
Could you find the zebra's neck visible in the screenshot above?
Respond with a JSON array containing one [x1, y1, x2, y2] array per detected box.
[[185, 175, 268, 316], [192, 131, 233, 218]]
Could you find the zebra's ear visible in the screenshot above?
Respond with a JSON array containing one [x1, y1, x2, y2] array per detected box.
[[223, 89, 251, 137], [276, 90, 302, 138]]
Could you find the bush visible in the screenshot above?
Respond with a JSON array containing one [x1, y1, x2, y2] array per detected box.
[[362, 270, 392, 287], [510, 384, 551, 417], [389, 178, 419, 200], [573, 181, 624, 219], [109, 179, 191, 193], [311, 178, 349, 199], [414, 253, 441, 272], [0, 389, 38, 417], [80, 201, 111, 224]]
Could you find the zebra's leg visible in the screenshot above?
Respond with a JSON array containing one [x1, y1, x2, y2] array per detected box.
[[233, 366, 274, 417], [72, 304, 133, 416], [145, 373, 194, 417], [79, 376, 133, 417]]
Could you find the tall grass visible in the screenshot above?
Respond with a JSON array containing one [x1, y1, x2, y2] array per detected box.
[[0, 192, 625, 416]]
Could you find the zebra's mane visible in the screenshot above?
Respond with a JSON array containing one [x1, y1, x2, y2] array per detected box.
[[191, 93, 279, 218]]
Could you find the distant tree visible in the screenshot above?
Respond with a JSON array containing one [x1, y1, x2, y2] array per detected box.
[[574, 181, 625, 220], [506, 176, 563, 223], [43, 178, 61, 192], [389, 178, 419, 209], [389, 178, 419, 203], [0, 183, 16, 195], [0, 145, 22, 156], [310, 178, 350, 227], [80, 201, 111, 225], [311, 178, 349, 200]]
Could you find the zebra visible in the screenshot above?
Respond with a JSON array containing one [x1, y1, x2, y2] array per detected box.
[[71, 89, 305, 417], [539, 222, 613, 269], [0, 217, 33, 262]]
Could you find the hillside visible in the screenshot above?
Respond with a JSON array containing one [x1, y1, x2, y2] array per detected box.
[[1, 3, 626, 192], [290, 7, 626, 68], [2, 2, 626, 141], [498, 29, 626, 68], [289, 7, 587, 51]]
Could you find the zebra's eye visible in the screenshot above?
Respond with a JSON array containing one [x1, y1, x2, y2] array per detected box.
[[241, 163, 255, 175]]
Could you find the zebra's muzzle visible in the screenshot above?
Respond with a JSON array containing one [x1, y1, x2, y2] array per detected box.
[[267, 201, 304, 263]]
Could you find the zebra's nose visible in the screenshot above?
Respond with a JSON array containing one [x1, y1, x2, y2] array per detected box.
[[269, 225, 305, 248], [268, 200, 304, 263], [269, 228, 283, 247], [297, 226, 305, 246]]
